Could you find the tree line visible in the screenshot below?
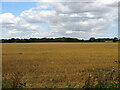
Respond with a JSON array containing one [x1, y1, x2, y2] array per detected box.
[[0, 37, 119, 43]]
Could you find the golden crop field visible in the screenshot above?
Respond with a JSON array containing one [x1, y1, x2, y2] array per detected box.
[[2, 43, 118, 88]]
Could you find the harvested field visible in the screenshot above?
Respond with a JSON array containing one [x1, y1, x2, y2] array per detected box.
[[2, 43, 118, 88]]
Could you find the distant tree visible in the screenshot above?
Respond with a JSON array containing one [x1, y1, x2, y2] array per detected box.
[[1, 37, 119, 43], [89, 37, 95, 42], [113, 37, 118, 42]]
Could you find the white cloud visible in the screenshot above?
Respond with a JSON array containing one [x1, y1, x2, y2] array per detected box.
[[0, 13, 48, 38], [0, 0, 118, 39], [0, 13, 17, 24], [8, 29, 22, 34]]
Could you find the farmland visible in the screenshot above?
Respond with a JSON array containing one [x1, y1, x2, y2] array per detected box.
[[2, 43, 118, 88]]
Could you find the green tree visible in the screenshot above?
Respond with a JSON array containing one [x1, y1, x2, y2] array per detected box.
[[89, 37, 95, 42], [113, 37, 118, 42]]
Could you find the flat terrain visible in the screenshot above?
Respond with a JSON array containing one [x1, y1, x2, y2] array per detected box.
[[2, 43, 118, 88]]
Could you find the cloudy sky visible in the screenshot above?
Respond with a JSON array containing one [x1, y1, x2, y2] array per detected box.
[[0, 0, 118, 39]]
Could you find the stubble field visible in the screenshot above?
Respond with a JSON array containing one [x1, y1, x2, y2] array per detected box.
[[2, 43, 118, 88]]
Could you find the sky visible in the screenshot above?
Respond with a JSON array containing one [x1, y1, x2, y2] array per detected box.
[[0, 0, 118, 39]]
